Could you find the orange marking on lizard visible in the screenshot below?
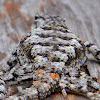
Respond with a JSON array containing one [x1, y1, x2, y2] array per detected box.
[[34, 80, 40, 83], [49, 73, 60, 80], [37, 69, 44, 75]]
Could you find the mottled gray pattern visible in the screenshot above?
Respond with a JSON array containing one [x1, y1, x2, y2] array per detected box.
[[0, 13, 100, 100]]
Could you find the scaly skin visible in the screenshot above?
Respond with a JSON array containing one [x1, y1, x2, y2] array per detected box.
[[0, 13, 100, 100]]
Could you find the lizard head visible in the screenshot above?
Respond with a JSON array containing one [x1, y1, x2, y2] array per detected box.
[[33, 13, 70, 32]]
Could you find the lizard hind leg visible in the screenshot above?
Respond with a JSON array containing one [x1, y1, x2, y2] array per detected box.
[[59, 67, 100, 100]]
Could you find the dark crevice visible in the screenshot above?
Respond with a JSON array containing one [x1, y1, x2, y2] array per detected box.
[[26, 46, 35, 59], [38, 42, 51, 46], [20, 34, 31, 44], [86, 43, 94, 47], [65, 56, 73, 66], [12, 50, 17, 56], [37, 53, 48, 57], [96, 51, 100, 56], [52, 57, 60, 62], [81, 65, 90, 76], [12, 73, 19, 78], [36, 33, 73, 40], [74, 48, 81, 59]]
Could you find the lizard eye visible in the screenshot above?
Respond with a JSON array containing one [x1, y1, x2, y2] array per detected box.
[[35, 16, 38, 20]]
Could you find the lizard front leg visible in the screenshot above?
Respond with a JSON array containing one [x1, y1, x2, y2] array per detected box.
[[0, 78, 6, 100], [84, 41, 100, 62]]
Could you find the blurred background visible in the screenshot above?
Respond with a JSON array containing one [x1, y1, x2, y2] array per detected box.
[[0, 0, 100, 100]]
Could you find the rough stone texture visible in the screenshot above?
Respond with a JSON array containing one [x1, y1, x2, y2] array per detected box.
[[0, 0, 100, 100]]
